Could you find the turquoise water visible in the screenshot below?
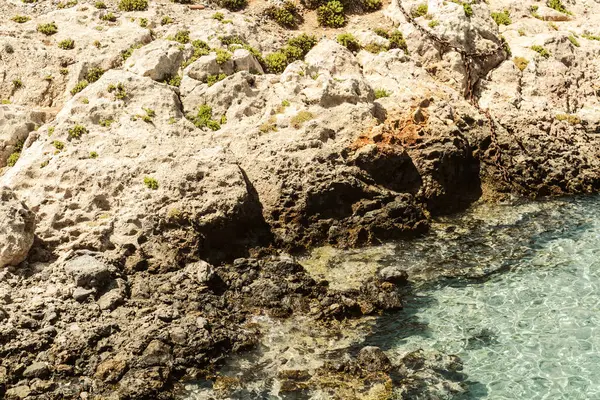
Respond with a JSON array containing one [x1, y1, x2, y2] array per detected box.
[[371, 196, 600, 399]]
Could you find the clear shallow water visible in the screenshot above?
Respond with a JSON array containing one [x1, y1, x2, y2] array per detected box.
[[367, 196, 600, 399], [186, 196, 600, 399]]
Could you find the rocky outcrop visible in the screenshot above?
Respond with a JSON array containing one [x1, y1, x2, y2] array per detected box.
[[0, 187, 35, 268]]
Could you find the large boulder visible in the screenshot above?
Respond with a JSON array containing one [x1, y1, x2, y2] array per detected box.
[[0, 187, 36, 268]]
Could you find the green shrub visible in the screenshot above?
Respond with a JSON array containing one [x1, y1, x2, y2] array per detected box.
[[463, 3, 473, 17], [89, 151, 98, 159], [336, 33, 361, 53], [12, 79, 23, 89], [99, 118, 114, 127], [85, 67, 105, 83], [583, 33, 600, 41], [287, 33, 317, 55], [374, 88, 391, 99], [139, 18, 148, 27], [491, 10, 511, 26], [428, 20, 439, 28], [70, 80, 88, 95], [11, 15, 30, 23], [265, 52, 289, 73], [144, 176, 159, 189], [317, 1, 345, 28], [362, 0, 382, 12], [220, 0, 247, 11], [6, 152, 21, 167], [191, 105, 221, 131], [411, 3, 428, 18], [568, 35, 580, 47], [281, 45, 303, 62], [121, 43, 142, 60], [300, 0, 324, 10], [119, 0, 148, 11], [108, 82, 127, 99], [531, 45, 550, 58], [212, 12, 224, 21], [58, 38, 75, 50], [513, 56, 529, 71], [215, 48, 232, 64], [547, 0, 571, 15], [95, 1, 106, 8], [265, 1, 301, 28], [165, 75, 181, 87], [161, 16, 174, 25], [101, 12, 117, 22], [53, 141, 65, 150], [373, 28, 389, 38], [206, 73, 228, 86], [172, 30, 190, 44], [291, 111, 313, 128], [388, 30, 408, 52], [57, 0, 77, 9], [68, 124, 88, 140], [37, 22, 58, 35]]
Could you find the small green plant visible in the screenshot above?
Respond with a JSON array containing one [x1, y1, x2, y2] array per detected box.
[[93, 40, 102, 48], [374, 88, 391, 99], [287, 33, 318, 54], [108, 82, 127, 100], [428, 20, 439, 28], [139, 18, 148, 27], [291, 111, 314, 128], [491, 10, 511, 26], [48, 127, 55, 135], [548, 22, 558, 31], [161, 16, 174, 25], [317, 1, 345, 28], [513, 56, 529, 71], [95, 1, 106, 8], [143, 176, 159, 189], [1, 99, 11, 104], [583, 33, 600, 41], [215, 48, 232, 64], [121, 43, 142, 60], [336, 33, 361, 53], [57, 0, 77, 8], [555, 114, 580, 124], [165, 75, 181, 87], [361, 0, 382, 12], [212, 12, 224, 21], [220, 0, 247, 11], [547, 0, 571, 15], [81, 97, 89, 104], [37, 22, 58, 35], [86, 67, 104, 83], [89, 151, 98, 159], [190, 105, 221, 131], [6, 140, 24, 168], [518, 29, 526, 36], [531, 45, 550, 58], [12, 79, 23, 89], [259, 118, 278, 133], [463, 3, 473, 17], [68, 124, 88, 140], [172, 30, 190, 44], [99, 118, 114, 127], [373, 28, 389, 38], [411, 3, 428, 18], [389, 30, 408, 52], [11, 15, 30, 23], [265, 1, 301, 28], [60, 68, 69, 75], [206, 73, 227, 86], [70, 80, 89, 95], [568, 35, 580, 47], [53, 141, 65, 150], [282, 99, 290, 107], [265, 51, 289, 73], [118, 0, 148, 11], [58, 38, 75, 50], [101, 12, 117, 22]]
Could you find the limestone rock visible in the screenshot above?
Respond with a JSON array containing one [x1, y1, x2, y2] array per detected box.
[[357, 346, 392, 372], [125, 40, 189, 81], [0, 187, 35, 268], [64, 255, 111, 289]]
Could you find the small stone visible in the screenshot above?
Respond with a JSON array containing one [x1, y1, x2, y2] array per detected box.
[[186, 260, 216, 285], [65, 255, 111, 289], [73, 287, 95, 302], [0, 187, 36, 268], [377, 266, 409, 285], [95, 357, 128, 383], [23, 362, 49, 378], [5, 385, 31, 399], [357, 346, 392, 372], [139, 340, 172, 367]]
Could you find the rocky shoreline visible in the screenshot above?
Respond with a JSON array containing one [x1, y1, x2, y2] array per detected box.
[[1, 0, 599, 398]]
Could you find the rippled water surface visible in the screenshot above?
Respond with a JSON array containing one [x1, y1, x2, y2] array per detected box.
[[369, 196, 600, 399], [187, 196, 600, 399]]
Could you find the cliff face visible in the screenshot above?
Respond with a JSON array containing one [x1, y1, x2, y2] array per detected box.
[[0, 0, 599, 397]]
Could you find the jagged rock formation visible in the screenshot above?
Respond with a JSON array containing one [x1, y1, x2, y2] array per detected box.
[[1, 0, 599, 398]]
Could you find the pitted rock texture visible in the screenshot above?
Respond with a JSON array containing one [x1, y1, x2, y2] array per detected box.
[[0, 187, 36, 268]]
